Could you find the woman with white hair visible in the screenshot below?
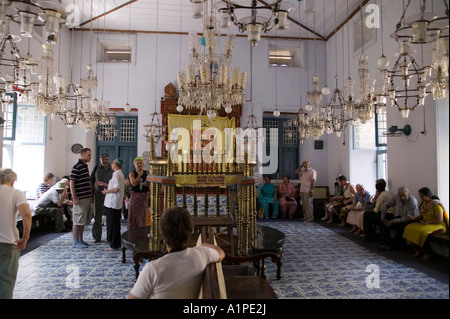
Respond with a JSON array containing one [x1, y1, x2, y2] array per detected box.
[[0, 168, 32, 298]]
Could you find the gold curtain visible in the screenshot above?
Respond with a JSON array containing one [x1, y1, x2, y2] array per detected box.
[[167, 114, 236, 152]]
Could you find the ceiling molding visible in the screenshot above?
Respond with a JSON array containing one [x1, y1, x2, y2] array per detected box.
[[75, 28, 324, 42]]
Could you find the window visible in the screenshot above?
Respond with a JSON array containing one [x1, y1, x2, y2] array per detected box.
[[15, 106, 46, 145], [2, 103, 46, 198], [264, 120, 278, 144], [282, 120, 298, 144], [104, 49, 132, 62], [375, 107, 388, 180], [97, 33, 136, 64], [1, 94, 17, 140], [120, 118, 136, 142], [353, 119, 376, 150], [269, 45, 302, 67], [375, 108, 387, 147]]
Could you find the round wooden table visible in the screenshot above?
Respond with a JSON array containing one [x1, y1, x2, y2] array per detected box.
[[121, 226, 165, 280]]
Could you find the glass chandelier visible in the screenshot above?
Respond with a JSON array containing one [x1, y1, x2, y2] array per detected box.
[[211, 0, 296, 47], [0, 33, 39, 105], [353, 6, 375, 124], [324, 76, 353, 138], [176, 10, 247, 117], [0, 0, 67, 43], [354, 54, 375, 123], [305, 75, 325, 139], [35, 43, 59, 115], [387, 0, 449, 117], [386, 36, 432, 118]]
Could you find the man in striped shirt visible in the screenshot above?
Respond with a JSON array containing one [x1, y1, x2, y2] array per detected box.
[[70, 148, 93, 248]]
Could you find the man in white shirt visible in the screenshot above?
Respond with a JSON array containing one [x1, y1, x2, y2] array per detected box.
[[0, 168, 32, 299], [101, 158, 125, 250], [129, 206, 225, 299], [34, 182, 68, 232], [296, 161, 318, 222]]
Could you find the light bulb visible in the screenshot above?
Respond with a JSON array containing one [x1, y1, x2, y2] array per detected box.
[[273, 109, 280, 117], [176, 104, 184, 112], [305, 104, 313, 111], [124, 103, 131, 112], [401, 109, 410, 118], [321, 86, 331, 95], [377, 54, 389, 70]]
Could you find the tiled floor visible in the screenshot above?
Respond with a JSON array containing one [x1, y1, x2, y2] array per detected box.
[[13, 218, 449, 299], [264, 220, 449, 299]]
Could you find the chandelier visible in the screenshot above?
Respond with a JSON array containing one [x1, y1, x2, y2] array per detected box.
[[429, 34, 449, 100], [288, 106, 308, 143], [176, 11, 247, 117], [323, 76, 355, 138], [0, 0, 67, 43], [302, 75, 327, 140], [0, 33, 39, 104], [354, 54, 375, 123], [0, 0, 69, 114], [35, 42, 59, 115], [353, 6, 375, 124], [243, 103, 263, 142], [386, 0, 449, 117], [385, 38, 432, 118], [96, 115, 118, 141], [144, 111, 166, 143], [210, 0, 296, 47]]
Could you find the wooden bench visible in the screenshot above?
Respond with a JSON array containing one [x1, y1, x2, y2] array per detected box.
[[200, 226, 278, 299], [429, 232, 449, 258], [16, 200, 47, 235], [312, 186, 330, 219]]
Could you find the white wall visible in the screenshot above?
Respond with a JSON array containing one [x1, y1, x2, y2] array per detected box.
[[436, 97, 449, 209]]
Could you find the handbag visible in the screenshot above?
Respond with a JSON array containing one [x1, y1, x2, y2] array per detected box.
[[257, 206, 265, 219]]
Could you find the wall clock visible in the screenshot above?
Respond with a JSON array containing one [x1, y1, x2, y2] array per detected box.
[[71, 143, 83, 154]]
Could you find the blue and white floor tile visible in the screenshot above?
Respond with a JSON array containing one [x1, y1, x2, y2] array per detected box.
[[13, 219, 449, 299], [262, 220, 449, 299]]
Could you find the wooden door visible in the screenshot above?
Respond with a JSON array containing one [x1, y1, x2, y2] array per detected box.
[[96, 116, 138, 178]]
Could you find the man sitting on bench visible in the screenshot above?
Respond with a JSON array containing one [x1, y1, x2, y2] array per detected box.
[[33, 182, 69, 232], [129, 206, 225, 299]]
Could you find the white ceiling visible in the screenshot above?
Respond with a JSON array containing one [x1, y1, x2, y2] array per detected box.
[[60, 0, 366, 41]]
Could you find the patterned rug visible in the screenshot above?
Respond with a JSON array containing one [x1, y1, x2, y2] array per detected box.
[[13, 219, 449, 299]]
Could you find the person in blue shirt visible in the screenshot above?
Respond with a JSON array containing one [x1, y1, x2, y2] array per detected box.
[[258, 176, 279, 219]]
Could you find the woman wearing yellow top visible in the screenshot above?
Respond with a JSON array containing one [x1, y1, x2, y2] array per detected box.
[[403, 187, 448, 261]]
